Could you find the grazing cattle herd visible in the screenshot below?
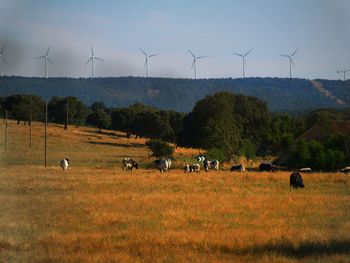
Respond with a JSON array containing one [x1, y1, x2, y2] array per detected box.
[[58, 155, 349, 189]]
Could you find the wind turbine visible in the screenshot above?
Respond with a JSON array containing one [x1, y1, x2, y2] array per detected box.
[[188, 50, 206, 79], [36, 46, 53, 79], [85, 46, 104, 78], [281, 48, 298, 78], [234, 49, 253, 78], [337, 69, 350, 81], [140, 48, 157, 77]]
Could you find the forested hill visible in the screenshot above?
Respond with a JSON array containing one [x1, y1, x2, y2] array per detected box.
[[0, 76, 349, 112]]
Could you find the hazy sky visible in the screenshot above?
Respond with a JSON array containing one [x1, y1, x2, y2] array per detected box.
[[0, 0, 349, 79]]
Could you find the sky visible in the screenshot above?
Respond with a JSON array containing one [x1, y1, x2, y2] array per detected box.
[[0, 0, 349, 80]]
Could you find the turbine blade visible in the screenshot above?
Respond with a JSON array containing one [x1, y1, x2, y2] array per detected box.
[[280, 54, 290, 58], [35, 56, 46, 59], [188, 49, 195, 58], [234, 53, 243, 57], [91, 46, 94, 56], [291, 48, 299, 56], [244, 48, 253, 57], [149, 53, 157, 57], [191, 59, 195, 69], [95, 57, 104, 61], [46, 46, 50, 56], [291, 58, 295, 68], [197, 56, 206, 59], [1, 57, 7, 64], [47, 57, 54, 65], [140, 48, 147, 56], [85, 57, 92, 64]]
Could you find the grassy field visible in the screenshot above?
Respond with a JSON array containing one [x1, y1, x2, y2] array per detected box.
[[1, 121, 349, 262]]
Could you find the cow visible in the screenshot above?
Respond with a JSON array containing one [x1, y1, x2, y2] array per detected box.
[[59, 158, 70, 170], [299, 167, 312, 173], [204, 160, 219, 172], [230, 164, 245, 172], [122, 158, 139, 171], [184, 163, 200, 173], [290, 172, 306, 189], [340, 166, 350, 173], [154, 159, 172, 172], [259, 163, 276, 172]]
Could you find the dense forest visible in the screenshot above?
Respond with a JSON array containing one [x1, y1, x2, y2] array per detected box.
[[1, 93, 350, 171], [0, 76, 349, 112]]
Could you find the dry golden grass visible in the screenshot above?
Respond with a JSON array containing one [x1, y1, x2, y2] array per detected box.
[[1, 121, 350, 262]]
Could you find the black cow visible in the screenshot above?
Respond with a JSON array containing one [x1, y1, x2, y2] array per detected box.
[[290, 172, 305, 189], [259, 163, 275, 172], [230, 164, 245, 172]]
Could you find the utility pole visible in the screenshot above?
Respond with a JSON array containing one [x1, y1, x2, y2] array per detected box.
[[29, 106, 32, 148], [5, 109, 8, 151], [64, 97, 69, 130], [45, 101, 47, 167]]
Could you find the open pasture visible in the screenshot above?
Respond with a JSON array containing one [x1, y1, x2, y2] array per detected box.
[[0, 121, 349, 262]]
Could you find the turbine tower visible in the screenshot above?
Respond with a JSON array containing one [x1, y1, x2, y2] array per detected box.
[[36, 46, 53, 79], [337, 69, 350, 81], [85, 46, 104, 78], [140, 48, 157, 77], [234, 49, 253, 78], [281, 48, 298, 78], [188, 50, 206, 79], [0, 45, 7, 77]]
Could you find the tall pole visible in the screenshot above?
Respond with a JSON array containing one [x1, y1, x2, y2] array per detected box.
[[194, 59, 197, 79], [29, 107, 32, 148], [289, 58, 292, 78], [92, 58, 94, 78], [64, 97, 69, 130], [45, 57, 47, 79], [242, 58, 245, 78], [146, 58, 149, 78], [5, 109, 8, 151], [45, 101, 47, 167]]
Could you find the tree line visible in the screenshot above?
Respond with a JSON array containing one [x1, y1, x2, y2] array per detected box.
[[1, 93, 349, 171]]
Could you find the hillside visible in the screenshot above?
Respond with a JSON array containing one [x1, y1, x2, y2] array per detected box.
[[1, 121, 350, 262], [1, 76, 349, 112]]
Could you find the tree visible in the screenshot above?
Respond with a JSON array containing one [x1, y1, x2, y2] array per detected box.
[[146, 139, 174, 159], [48, 96, 89, 127], [1, 94, 45, 124], [86, 109, 111, 132], [178, 92, 269, 159]]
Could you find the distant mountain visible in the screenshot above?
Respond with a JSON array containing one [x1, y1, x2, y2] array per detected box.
[[0, 76, 349, 112]]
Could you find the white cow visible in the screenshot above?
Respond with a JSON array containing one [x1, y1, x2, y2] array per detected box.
[[59, 158, 70, 170], [154, 159, 172, 173], [204, 160, 219, 172], [184, 163, 201, 173]]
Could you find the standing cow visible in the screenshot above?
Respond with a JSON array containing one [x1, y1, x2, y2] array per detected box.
[[290, 172, 306, 189], [122, 158, 139, 171], [184, 163, 200, 173], [204, 160, 219, 172], [154, 159, 172, 172], [230, 164, 245, 172]]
